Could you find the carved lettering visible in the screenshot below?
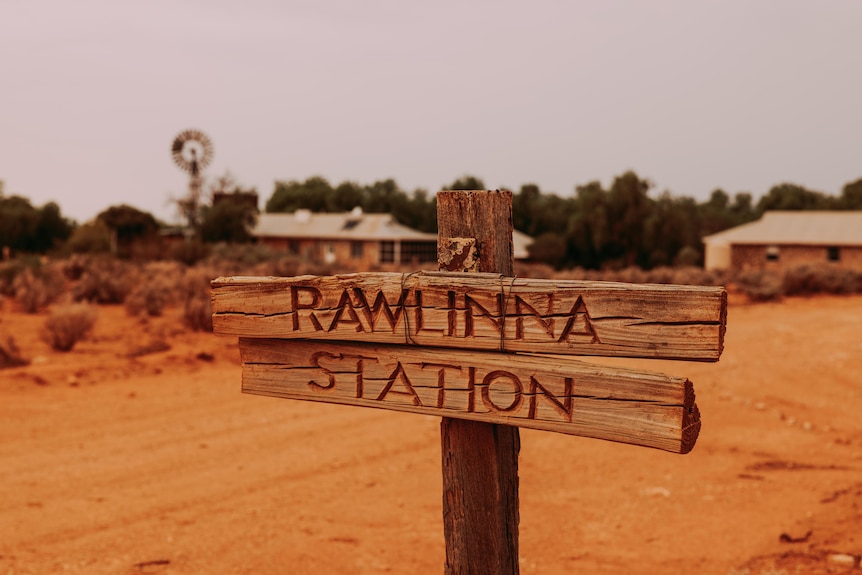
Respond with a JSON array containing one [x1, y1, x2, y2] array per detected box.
[[290, 285, 324, 331], [308, 351, 338, 390], [283, 282, 603, 347], [354, 288, 408, 333], [464, 293, 503, 337], [308, 351, 367, 398], [514, 294, 554, 339], [481, 370, 524, 413], [528, 376, 573, 421], [421, 362, 461, 408], [414, 290, 445, 336], [328, 289, 365, 332], [288, 347, 585, 425], [376, 362, 422, 406], [557, 295, 599, 343]]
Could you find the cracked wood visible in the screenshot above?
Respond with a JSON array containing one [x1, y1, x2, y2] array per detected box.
[[238, 338, 700, 454], [211, 271, 727, 361]]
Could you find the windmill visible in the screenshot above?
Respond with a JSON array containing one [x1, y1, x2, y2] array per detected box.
[[171, 129, 214, 229]]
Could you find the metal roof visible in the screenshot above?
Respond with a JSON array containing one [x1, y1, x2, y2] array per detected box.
[[254, 209, 535, 258], [253, 210, 438, 242], [703, 211, 862, 246]]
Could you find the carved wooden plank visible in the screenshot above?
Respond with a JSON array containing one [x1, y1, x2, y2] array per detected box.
[[211, 272, 727, 361], [238, 338, 700, 454]]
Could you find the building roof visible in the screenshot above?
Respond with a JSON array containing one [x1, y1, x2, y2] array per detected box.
[[703, 211, 862, 247], [512, 229, 533, 260], [254, 209, 438, 242], [255, 208, 536, 258]]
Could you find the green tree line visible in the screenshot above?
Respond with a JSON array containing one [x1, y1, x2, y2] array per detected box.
[[3, 173, 861, 269], [265, 173, 862, 269]]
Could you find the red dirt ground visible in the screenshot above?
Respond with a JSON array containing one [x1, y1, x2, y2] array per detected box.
[[1, 294, 861, 574]]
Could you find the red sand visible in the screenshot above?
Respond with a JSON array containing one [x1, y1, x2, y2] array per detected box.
[[2, 295, 861, 574]]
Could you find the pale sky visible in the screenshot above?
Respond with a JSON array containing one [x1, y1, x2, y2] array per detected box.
[[2, 0, 861, 224]]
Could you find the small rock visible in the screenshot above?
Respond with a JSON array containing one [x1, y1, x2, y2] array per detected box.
[[827, 553, 857, 567], [640, 486, 671, 498], [802, 421, 812, 431], [754, 402, 766, 411]]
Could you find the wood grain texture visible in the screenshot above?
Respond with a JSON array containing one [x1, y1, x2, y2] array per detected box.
[[211, 272, 727, 361], [437, 190, 519, 575], [238, 338, 700, 454]]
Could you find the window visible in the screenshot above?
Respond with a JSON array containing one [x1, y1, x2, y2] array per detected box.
[[400, 241, 438, 264], [827, 246, 841, 262], [323, 243, 336, 264], [766, 246, 780, 261], [351, 241, 364, 259], [287, 240, 300, 255], [380, 241, 395, 263]]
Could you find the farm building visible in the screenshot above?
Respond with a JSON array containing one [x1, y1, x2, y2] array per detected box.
[[703, 211, 862, 271], [253, 208, 533, 267]]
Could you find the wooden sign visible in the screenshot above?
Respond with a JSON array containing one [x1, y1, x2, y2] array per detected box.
[[238, 338, 700, 454], [212, 191, 728, 574], [212, 270, 724, 453], [212, 271, 726, 362]]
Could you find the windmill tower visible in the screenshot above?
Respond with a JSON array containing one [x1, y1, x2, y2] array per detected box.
[[171, 129, 214, 229]]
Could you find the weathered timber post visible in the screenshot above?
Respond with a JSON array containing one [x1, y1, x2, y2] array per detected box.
[[437, 190, 520, 575]]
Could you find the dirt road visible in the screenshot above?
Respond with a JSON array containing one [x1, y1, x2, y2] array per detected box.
[[2, 295, 861, 574]]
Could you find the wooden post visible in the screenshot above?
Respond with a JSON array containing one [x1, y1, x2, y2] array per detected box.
[[437, 190, 520, 575]]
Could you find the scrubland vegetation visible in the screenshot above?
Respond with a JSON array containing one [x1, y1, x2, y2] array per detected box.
[[2, 169, 862, 366], [1, 243, 861, 369]]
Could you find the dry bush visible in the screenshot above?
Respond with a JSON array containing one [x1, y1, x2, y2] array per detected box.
[[782, 263, 862, 296], [0, 256, 49, 297], [734, 269, 783, 301], [0, 334, 29, 368], [181, 267, 214, 332], [124, 261, 184, 317], [41, 304, 98, 352], [127, 335, 171, 358], [71, 257, 136, 304], [12, 264, 66, 313]]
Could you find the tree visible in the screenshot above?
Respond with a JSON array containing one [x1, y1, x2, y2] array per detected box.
[[0, 193, 74, 254], [200, 198, 258, 243], [840, 178, 862, 209], [567, 181, 609, 269], [266, 176, 334, 213], [95, 204, 159, 258], [200, 173, 259, 244], [445, 175, 485, 191], [66, 220, 112, 254], [756, 183, 833, 213], [606, 171, 653, 267]]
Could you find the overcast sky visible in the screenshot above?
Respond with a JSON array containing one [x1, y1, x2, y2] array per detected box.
[[2, 0, 861, 224]]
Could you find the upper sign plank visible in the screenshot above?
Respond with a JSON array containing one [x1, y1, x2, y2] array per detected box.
[[211, 271, 727, 361]]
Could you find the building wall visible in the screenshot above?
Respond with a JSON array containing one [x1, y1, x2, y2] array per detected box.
[[731, 244, 862, 271], [257, 237, 381, 268]]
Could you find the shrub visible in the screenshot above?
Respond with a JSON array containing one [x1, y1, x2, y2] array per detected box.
[[124, 262, 183, 317], [181, 267, 214, 332], [0, 334, 29, 368], [734, 269, 783, 301], [12, 265, 66, 313], [41, 304, 98, 351], [0, 255, 43, 297], [782, 263, 862, 296], [71, 257, 135, 304], [171, 239, 210, 266]]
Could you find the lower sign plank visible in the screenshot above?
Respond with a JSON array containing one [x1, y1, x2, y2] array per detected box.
[[239, 339, 701, 454]]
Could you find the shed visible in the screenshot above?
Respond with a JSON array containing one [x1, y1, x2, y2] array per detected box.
[[703, 211, 862, 271]]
